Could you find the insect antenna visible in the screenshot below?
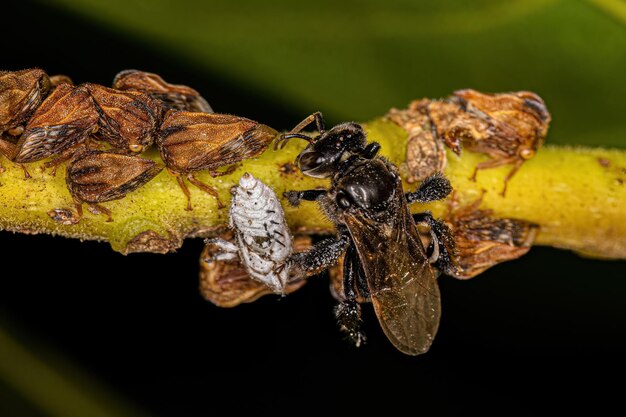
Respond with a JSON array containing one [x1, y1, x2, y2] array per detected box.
[[274, 133, 314, 150]]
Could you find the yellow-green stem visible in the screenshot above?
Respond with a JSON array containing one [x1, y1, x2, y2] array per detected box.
[[0, 119, 624, 258]]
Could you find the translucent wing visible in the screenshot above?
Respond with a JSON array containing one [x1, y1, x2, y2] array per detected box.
[[343, 184, 441, 355]]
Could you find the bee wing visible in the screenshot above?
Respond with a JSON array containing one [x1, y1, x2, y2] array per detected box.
[[343, 200, 441, 355]]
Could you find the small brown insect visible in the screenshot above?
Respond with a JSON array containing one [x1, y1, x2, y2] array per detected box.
[[443, 192, 539, 279], [65, 149, 163, 221], [14, 83, 99, 163], [85, 83, 162, 153], [387, 99, 447, 183], [157, 111, 278, 210], [0, 69, 50, 135], [200, 232, 311, 307], [422, 99, 469, 155], [113, 69, 212, 113], [429, 89, 551, 195], [47, 208, 81, 225]]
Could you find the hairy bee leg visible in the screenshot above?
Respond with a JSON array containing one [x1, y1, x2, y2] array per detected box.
[[335, 302, 366, 348], [202, 238, 239, 263], [354, 263, 370, 300], [405, 172, 452, 204], [413, 212, 459, 277], [187, 174, 224, 209], [341, 245, 358, 301], [335, 245, 367, 347], [283, 189, 326, 207], [287, 233, 350, 278]]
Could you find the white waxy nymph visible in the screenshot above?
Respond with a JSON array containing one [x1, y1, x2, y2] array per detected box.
[[208, 172, 293, 293]]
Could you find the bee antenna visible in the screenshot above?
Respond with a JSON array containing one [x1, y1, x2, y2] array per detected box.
[[274, 133, 314, 150], [281, 133, 313, 142]]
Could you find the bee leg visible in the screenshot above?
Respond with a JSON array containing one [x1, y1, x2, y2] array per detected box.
[[287, 232, 349, 278], [413, 212, 459, 277], [187, 174, 224, 209], [405, 172, 452, 204], [283, 189, 326, 207], [335, 245, 367, 347], [335, 302, 366, 348]]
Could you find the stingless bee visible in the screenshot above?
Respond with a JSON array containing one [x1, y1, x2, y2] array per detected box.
[[275, 112, 455, 355]]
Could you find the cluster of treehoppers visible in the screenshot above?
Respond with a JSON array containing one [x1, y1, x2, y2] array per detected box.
[[0, 68, 551, 222], [0, 68, 277, 220]]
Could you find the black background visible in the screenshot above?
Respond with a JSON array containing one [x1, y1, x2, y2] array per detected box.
[[1, 2, 625, 416]]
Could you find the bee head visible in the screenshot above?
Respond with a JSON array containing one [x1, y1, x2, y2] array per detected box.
[[296, 122, 366, 178]]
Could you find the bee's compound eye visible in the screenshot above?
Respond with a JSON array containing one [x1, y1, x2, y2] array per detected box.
[[298, 151, 325, 171], [336, 191, 352, 209]]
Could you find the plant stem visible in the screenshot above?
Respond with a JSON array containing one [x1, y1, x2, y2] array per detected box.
[[0, 119, 624, 258]]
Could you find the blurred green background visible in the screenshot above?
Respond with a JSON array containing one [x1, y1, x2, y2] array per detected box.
[[49, 0, 626, 147], [1, 1, 625, 416]]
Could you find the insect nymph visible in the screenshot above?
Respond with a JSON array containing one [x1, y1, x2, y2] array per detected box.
[[276, 112, 455, 355], [205, 172, 293, 294]]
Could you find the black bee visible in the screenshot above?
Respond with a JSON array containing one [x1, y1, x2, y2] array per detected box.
[[275, 112, 456, 355]]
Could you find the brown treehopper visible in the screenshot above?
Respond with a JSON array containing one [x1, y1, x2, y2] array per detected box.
[[113, 69, 212, 113], [157, 111, 278, 210]]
